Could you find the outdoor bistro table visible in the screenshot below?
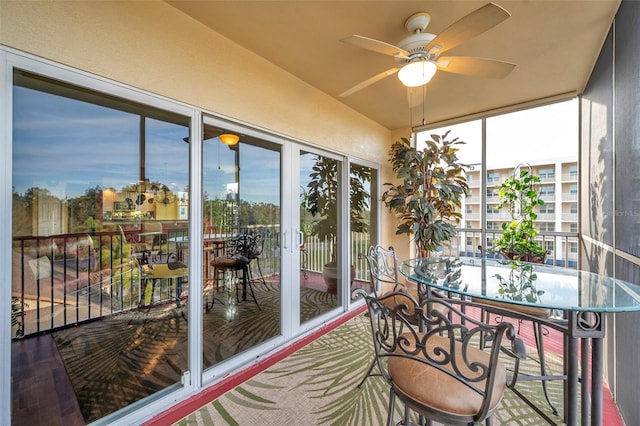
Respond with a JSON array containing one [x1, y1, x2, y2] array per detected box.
[[167, 233, 231, 278], [399, 257, 640, 426]]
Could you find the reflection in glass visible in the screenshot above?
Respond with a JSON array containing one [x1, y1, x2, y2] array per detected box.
[[350, 163, 375, 299], [300, 152, 341, 322], [202, 126, 281, 370], [11, 70, 189, 423], [413, 257, 464, 291], [494, 261, 544, 303]]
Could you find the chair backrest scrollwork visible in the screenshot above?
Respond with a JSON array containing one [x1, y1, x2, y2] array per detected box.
[[354, 288, 524, 424], [359, 245, 403, 295]]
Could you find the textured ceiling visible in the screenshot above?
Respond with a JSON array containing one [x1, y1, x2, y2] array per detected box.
[[167, 1, 620, 131]]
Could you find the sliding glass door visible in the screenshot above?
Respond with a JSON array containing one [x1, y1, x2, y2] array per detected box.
[[11, 69, 191, 423], [6, 61, 378, 426], [201, 123, 282, 369], [299, 151, 342, 323]]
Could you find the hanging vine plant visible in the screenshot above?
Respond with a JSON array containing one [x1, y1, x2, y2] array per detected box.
[[493, 164, 548, 262]]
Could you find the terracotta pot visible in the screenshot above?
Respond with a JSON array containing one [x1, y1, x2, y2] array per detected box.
[[322, 264, 356, 294]]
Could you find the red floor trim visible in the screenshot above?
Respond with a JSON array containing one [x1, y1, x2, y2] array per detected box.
[[143, 305, 366, 426]]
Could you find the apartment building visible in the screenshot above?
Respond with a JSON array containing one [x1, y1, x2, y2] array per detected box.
[[460, 159, 579, 267]]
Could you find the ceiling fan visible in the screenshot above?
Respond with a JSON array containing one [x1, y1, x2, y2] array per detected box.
[[339, 2, 516, 99]]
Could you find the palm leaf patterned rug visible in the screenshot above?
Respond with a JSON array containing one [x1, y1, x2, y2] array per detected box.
[[177, 314, 569, 425], [52, 282, 335, 423]]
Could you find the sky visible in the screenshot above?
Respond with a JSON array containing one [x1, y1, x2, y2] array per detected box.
[[418, 98, 579, 169], [14, 80, 577, 208], [13, 84, 281, 205]]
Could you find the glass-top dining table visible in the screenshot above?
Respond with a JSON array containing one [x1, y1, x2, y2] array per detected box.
[[399, 257, 640, 426]]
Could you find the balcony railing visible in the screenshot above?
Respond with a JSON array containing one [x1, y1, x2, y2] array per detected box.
[[12, 226, 577, 339], [10, 225, 367, 338], [439, 228, 579, 268], [536, 213, 557, 221], [12, 231, 143, 338]]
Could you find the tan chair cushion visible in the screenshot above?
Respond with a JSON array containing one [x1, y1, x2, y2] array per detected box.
[[388, 333, 506, 417], [474, 297, 551, 318], [211, 255, 249, 269]]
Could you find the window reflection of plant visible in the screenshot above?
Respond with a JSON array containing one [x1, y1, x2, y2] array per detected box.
[[306, 156, 370, 266], [419, 257, 465, 291], [494, 261, 544, 303]]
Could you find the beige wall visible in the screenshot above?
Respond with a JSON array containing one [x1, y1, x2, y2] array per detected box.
[[0, 1, 395, 157], [1, 0, 412, 250]]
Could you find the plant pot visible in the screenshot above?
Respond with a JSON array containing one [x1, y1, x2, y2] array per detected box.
[[322, 264, 356, 294], [502, 251, 546, 264]]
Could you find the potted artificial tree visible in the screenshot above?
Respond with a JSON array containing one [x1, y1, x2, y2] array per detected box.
[[306, 157, 370, 292], [382, 132, 469, 258], [493, 164, 548, 263]]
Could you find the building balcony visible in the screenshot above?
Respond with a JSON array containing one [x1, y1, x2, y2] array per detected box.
[[536, 213, 556, 221]]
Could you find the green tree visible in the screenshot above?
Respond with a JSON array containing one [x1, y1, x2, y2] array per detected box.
[[306, 156, 370, 265]]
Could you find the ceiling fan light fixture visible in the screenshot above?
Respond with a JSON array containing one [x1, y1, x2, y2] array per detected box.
[[397, 60, 437, 87], [219, 133, 240, 146]]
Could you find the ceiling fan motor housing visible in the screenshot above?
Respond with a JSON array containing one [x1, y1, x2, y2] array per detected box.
[[397, 12, 436, 61], [397, 33, 436, 57]]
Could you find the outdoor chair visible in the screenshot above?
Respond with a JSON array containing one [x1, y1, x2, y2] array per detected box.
[[140, 221, 165, 261], [356, 245, 448, 387], [355, 289, 526, 426], [359, 245, 413, 297], [209, 233, 260, 311], [166, 226, 189, 262], [473, 297, 568, 416], [138, 259, 188, 309], [247, 232, 268, 290]]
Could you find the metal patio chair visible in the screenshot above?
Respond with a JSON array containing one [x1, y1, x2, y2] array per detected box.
[[355, 290, 526, 425]]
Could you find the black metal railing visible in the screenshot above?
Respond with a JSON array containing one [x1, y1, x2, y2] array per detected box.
[[12, 230, 142, 338], [12, 225, 578, 338]]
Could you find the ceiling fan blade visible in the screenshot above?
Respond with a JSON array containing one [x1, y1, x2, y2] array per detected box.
[[426, 3, 510, 55], [436, 56, 515, 78], [341, 35, 410, 59], [339, 67, 399, 97]]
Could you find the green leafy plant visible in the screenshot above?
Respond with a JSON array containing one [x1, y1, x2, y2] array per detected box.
[[306, 157, 370, 266], [494, 261, 545, 303], [494, 165, 547, 261], [382, 132, 469, 257]]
